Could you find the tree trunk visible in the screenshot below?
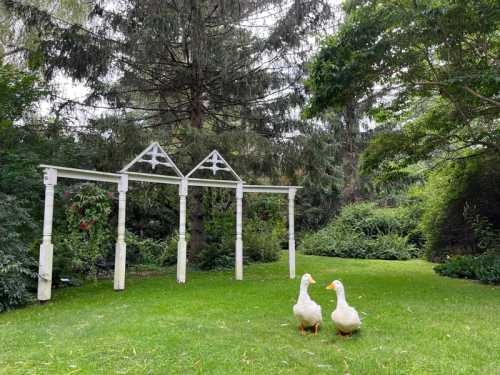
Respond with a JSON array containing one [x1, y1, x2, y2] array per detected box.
[[342, 101, 361, 203], [189, 187, 205, 262], [187, 0, 206, 259]]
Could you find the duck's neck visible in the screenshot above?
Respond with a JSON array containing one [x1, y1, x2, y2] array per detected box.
[[336, 288, 348, 308], [298, 283, 312, 303]]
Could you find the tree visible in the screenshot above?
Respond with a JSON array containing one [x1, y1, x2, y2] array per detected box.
[[3, 0, 332, 258], [0, 63, 43, 125], [303, 0, 499, 180], [0, 62, 44, 311], [302, 7, 386, 201]]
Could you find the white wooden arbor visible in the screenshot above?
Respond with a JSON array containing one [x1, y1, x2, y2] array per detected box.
[[37, 142, 301, 301]]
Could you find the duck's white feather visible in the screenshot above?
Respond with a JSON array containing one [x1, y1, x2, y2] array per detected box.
[[332, 305, 361, 333], [293, 300, 322, 327]]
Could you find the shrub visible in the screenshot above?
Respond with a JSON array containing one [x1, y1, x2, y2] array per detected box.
[[434, 252, 500, 284], [368, 233, 418, 260], [127, 230, 183, 267], [301, 202, 420, 260], [434, 256, 477, 279], [243, 195, 286, 263], [54, 184, 113, 280], [198, 191, 285, 270], [473, 253, 500, 284], [159, 232, 183, 266], [419, 156, 500, 261], [127, 232, 169, 265], [198, 242, 235, 270], [243, 219, 282, 263], [0, 193, 37, 312]]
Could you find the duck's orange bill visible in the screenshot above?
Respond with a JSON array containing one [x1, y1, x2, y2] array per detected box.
[[326, 283, 335, 290], [309, 276, 317, 284]]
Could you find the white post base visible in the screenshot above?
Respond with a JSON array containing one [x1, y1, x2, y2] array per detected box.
[[114, 242, 126, 290], [38, 242, 54, 301], [289, 239, 296, 279], [235, 237, 243, 280], [177, 237, 187, 283]]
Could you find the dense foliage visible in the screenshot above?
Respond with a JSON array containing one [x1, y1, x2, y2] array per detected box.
[[306, 0, 499, 173], [0, 63, 43, 126], [53, 184, 114, 281], [51, 184, 286, 278], [416, 155, 500, 261], [0, 63, 43, 311], [198, 191, 285, 270], [301, 202, 421, 260], [302, 0, 499, 283], [434, 252, 500, 285], [0, 193, 37, 311]]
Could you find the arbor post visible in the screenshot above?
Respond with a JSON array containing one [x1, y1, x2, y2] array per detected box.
[[114, 174, 128, 291], [235, 182, 243, 280], [177, 177, 188, 283], [38, 168, 58, 301], [288, 187, 297, 279]]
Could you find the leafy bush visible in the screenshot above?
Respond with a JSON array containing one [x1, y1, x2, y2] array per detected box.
[[474, 253, 500, 284], [127, 230, 181, 267], [159, 232, 182, 266], [301, 202, 421, 260], [434, 256, 477, 279], [54, 184, 114, 280], [434, 252, 500, 285], [198, 192, 285, 270], [0, 193, 37, 312], [241, 195, 285, 263], [418, 156, 500, 261], [369, 233, 418, 260], [127, 232, 167, 265], [337, 203, 405, 236], [243, 219, 282, 263]]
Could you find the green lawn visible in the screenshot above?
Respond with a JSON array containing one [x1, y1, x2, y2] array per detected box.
[[1, 253, 499, 375]]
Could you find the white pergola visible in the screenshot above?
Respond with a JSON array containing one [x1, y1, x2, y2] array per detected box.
[[37, 142, 301, 301]]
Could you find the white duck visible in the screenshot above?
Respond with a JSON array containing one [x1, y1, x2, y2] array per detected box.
[[326, 280, 361, 336], [293, 273, 322, 335]]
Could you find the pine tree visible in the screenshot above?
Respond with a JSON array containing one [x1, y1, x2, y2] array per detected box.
[[4, 0, 332, 257]]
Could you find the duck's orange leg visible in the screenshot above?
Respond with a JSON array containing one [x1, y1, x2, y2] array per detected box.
[[313, 323, 319, 335], [299, 323, 306, 335]]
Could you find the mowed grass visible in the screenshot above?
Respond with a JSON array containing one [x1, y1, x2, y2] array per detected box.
[[1, 253, 499, 375]]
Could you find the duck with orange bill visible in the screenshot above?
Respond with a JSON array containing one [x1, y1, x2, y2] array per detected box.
[[326, 280, 361, 336], [293, 273, 322, 335]]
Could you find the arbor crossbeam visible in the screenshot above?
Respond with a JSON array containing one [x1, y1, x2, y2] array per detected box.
[[37, 143, 301, 302]]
